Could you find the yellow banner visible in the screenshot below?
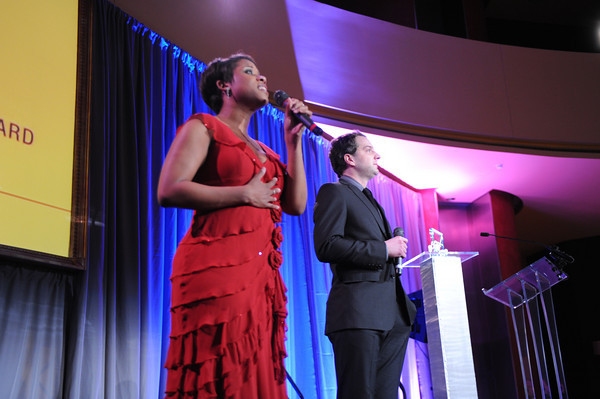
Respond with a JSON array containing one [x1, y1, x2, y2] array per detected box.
[[0, 0, 79, 257]]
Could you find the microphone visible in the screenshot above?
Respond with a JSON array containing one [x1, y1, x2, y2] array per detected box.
[[480, 232, 575, 265], [393, 227, 405, 275], [273, 90, 324, 136], [394, 227, 405, 239]]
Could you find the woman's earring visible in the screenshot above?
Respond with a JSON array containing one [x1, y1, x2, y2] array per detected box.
[[225, 88, 232, 97]]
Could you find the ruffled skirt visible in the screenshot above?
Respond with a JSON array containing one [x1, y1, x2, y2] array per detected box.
[[164, 227, 287, 399]]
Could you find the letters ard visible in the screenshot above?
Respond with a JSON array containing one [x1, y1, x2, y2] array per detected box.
[[0, 118, 34, 145]]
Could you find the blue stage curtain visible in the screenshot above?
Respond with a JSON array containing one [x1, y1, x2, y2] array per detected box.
[[63, 2, 208, 397], [0, 1, 432, 398]]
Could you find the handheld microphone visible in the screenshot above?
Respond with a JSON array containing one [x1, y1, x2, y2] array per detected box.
[[393, 227, 405, 275], [394, 227, 405, 238], [273, 90, 324, 136]]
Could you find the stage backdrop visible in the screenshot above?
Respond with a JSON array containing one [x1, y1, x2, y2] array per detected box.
[[0, 1, 432, 398]]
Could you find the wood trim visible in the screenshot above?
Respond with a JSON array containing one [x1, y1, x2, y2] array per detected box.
[[306, 101, 600, 156]]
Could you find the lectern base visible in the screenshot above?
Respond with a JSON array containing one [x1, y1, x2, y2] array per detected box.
[[404, 253, 479, 398]]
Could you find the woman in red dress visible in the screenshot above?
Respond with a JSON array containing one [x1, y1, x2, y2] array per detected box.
[[157, 53, 310, 399]]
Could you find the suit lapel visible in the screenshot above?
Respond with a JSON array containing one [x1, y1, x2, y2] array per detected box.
[[343, 181, 391, 239], [372, 196, 393, 239]]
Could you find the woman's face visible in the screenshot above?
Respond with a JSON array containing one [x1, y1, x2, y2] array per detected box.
[[228, 59, 269, 109]]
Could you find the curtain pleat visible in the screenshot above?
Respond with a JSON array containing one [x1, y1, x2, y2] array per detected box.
[[0, 1, 431, 398], [0, 264, 71, 398]]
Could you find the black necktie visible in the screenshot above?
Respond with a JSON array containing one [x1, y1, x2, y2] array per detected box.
[[362, 187, 380, 209], [363, 187, 392, 238], [363, 188, 386, 223]]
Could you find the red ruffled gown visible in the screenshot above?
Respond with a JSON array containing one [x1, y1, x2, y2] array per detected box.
[[164, 114, 288, 399]]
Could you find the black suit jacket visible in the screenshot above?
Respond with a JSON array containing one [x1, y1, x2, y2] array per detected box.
[[313, 179, 416, 335]]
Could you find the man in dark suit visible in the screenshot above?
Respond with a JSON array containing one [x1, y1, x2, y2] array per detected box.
[[313, 131, 416, 399]]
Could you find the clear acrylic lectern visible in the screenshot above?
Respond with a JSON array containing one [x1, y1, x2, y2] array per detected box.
[[482, 256, 569, 398], [403, 235, 479, 399]]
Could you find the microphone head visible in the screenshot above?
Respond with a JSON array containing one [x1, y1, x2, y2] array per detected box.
[[273, 90, 289, 107], [393, 227, 405, 237], [480, 232, 490, 237]]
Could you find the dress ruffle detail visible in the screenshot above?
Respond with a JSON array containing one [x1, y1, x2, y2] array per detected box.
[[165, 310, 264, 398], [271, 271, 288, 385], [165, 268, 288, 398]]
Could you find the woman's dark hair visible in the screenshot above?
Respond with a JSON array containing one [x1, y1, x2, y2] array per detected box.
[[200, 53, 256, 113], [329, 131, 365, 177]]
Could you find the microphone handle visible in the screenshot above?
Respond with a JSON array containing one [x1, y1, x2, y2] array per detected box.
[[393, 227, 405, 273]]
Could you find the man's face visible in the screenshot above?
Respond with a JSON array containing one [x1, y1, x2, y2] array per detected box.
[[349, 135, 381, 180]]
